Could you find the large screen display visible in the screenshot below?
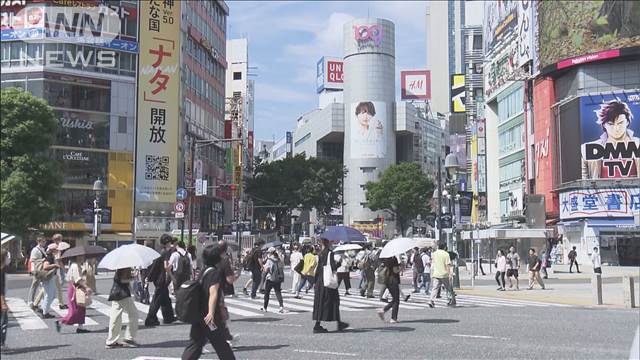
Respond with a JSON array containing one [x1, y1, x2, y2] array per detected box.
[[350, 101, 387, 159], [538, 1, 640, 70], [580, 92, 640, 179]]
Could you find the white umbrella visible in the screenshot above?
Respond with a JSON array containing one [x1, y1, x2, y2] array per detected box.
[[98, 243, 160, 270], [334, 244, 362, 252], [1, 232, 16, 246], [57, 242, 71, 251], [379, 237, 418, 259]]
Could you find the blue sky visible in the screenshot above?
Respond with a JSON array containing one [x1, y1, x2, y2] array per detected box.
[[227, 1, 428, 141]]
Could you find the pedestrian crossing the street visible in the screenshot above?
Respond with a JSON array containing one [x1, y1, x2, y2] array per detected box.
[[5, 287, 570, 332]]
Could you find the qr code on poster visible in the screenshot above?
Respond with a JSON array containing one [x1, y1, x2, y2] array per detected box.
[[145, 155, 169, 181]]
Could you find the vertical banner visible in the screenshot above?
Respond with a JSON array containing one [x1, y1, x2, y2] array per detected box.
[[135, 1, 180, 203], [451, 74, 466, 113]]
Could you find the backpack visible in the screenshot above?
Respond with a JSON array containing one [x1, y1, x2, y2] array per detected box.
[[414, 253, 424, 273], [270, 259, 285, 283], [175, 251, 191, 283], [358, 252, 371, 270], [175, 267, 214, 324], [31, 248, 50, 280], [246, 248, 258, 271]]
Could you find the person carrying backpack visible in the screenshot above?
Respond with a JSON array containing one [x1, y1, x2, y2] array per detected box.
[[180, 245, 235, 360], [144, 235, 176, 327], [247, 241, 264, 299], [359, 244, 377, 298], [169, 239, 193, 291], [261, 247, 285, 313]]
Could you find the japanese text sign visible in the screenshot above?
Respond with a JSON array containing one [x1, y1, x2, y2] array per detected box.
[[559, 188, 640, 220], [135, 0, 180, 203]]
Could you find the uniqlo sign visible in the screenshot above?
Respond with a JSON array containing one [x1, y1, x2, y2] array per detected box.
[[401, 70, 431, 100], [316, 56, 343, 93]]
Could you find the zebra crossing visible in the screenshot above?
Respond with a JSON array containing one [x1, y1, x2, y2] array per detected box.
[[5, 287, 570, 332]]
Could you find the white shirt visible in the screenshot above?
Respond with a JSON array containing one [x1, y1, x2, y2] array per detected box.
[[421, 253, 431, 274], [335, 254, 351, 273], [290, 251, 303, 269], [591, 252, 602, 268], [169, 247, 193, 272], [496, 256, 507, 272], [66, 262, 82, 284]]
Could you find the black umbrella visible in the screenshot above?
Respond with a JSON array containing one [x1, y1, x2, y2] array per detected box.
[[261, 241, 283, 250], [59, 245, 107, 259]]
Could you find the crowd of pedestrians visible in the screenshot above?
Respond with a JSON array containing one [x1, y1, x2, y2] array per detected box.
[[2, 231, 606, 358]]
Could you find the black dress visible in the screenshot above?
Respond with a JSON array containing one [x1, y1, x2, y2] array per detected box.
[[312, 248, 341, 322]]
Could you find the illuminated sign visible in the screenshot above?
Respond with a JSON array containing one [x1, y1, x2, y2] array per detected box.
[[316, 56, 343, 93], [401, 70, 431, 100], [560, 188, 640, 220], [354, 24, 382, 49]]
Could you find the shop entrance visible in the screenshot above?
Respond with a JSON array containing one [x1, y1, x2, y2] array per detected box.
[[600, 231, 640, 266]]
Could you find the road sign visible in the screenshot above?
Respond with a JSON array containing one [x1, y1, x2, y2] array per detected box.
[[176, 187, 188, 201], [175, 211, 185, 219], [174, 201, 185, 213]]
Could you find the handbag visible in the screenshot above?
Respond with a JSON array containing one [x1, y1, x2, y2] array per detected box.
[[294, 258, 304, 274], [323, 251, 338, 289], [75, 287, 91, 307]]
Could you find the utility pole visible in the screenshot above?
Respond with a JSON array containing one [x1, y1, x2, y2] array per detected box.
[[188, 136, 195, 247], [437, 156, 443, 241]]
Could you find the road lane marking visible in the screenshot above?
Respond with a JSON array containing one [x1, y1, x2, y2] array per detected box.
[[6, 297, 48, 330], [294, 349, 359, 357]]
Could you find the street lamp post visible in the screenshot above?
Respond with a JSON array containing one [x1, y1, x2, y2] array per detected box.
[[92, 179, 105, 245], [444, 153, 461, 288]]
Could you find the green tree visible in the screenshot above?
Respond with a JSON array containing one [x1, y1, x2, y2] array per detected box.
[[365, 162, 435, 234], [1, 87, 61, 236], [245, 155, 345, 229]]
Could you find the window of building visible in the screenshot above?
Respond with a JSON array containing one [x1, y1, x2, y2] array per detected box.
[[118, 116, 127, 134], [233, 72, 242, 80], [497, 86, 524, 123], [360, 167, 376, 174], [473, 35, 482, 50]]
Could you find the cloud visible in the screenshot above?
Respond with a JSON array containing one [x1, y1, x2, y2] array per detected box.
[[283, 12, 355, 84]]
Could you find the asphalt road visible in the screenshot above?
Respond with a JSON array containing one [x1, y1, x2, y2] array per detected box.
[[2, 273, 639, 360]]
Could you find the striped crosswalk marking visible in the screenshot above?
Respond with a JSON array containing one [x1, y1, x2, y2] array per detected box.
[[91, 296, 143, 324], [51, 299, 99, 326], [5, 297, 48, 330]]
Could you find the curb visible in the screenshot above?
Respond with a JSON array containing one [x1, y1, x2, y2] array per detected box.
[[455, 288, 629, 309]]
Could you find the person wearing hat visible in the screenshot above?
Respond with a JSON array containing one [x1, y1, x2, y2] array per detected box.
[[39, 243, 61, 318], [261, 247, 285, 313]]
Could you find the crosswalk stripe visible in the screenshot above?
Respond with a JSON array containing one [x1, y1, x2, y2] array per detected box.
[[279, 295, 361, 312], [98, 294, 165, 320], [460, 294, 570, 307], [223, 298, 296, 315], [90, 297, 143, 324], [312, 293, 425, 310], [240, 295, 315, 313], [51, 299, 99, 325], [6, 297, 48, 330]]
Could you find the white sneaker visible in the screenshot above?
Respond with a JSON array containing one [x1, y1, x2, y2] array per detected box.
[[279, 306, 285, 313]]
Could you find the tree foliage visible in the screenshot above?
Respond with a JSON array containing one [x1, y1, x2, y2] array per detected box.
[[245, 154, 345, 228], [365, 162, 434, 233], [1, 87, 61, 236]]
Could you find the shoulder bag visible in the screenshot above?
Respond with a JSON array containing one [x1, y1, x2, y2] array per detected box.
[[323, 251, 338, 289]]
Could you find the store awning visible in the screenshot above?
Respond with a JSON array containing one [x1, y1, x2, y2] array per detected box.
[[586, 218, 637, 228]]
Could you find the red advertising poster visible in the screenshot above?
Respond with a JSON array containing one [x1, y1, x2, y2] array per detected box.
[[532, 77, 558, 216]]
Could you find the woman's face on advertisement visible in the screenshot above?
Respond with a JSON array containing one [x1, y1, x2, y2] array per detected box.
[[605, 114, 629, 140], [357, 109, 372, 124]]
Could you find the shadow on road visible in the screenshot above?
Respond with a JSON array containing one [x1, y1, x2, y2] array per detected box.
[[233, 344, 290, 352], [3, 344, 70, 355], [140, 339, 188, 348], [343, 326, 415, 333]]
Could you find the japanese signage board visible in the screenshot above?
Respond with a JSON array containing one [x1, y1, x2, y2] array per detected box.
[[135, 0, 180, 204], [450, 74, 465, 113], [560, 188, 640, 220], [579, 92, 640, 180], [516, 0, 533, 67], [484, 0, 518, 55], [400, 70, 431, 100], [316, 56, 343, 93]]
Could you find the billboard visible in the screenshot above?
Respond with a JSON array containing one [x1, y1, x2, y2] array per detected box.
[[538, 1, 640, 71], [316, 56, 343, 93], [560, 188, 640, 220], [134, 1, 180, 203], [484, 0, 518, 55], [400, 70, 431, 100], [580, 92, 640, 179], [450, 74, 465, 113], [350, 101, 387, 159]]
